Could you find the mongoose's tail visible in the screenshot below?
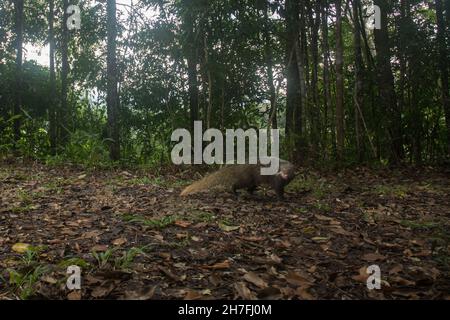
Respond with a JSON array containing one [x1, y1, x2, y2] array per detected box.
[[180, 168, 230, 196]]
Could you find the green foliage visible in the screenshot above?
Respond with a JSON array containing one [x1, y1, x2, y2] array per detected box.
[[7, 246, 48, 299], [121, 214, 178, 229], [58, 257, 91, 269], [8, 265, 47, 299], [58, 130, 110, 166], [92, 248, 116, 269], [114, 246, 149, 270]]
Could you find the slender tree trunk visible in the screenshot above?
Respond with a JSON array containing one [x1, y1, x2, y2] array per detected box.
[[49, 0, 57, 155], [335, 0, 345, 162], [60, 0, 69, 144], [373, 0, 404, 163], [398, 0, 407, 160], [353, 0, 364, 162], [445, 0, 450, 44], [221, 85, 225, 131], [204, 32, 213, 129], [13, 0, 24, 148], [321, 0, 332, 159], [310, 0, 320, 157], [298, 2, 308, 144], [358, 3, 378, 159], [183, 3, 199, 133], [435, 0, 450, 156], [295, 2, 307, 160], [263, 1, 277, 130], [107, 0, 120, 160], [285, 0, 301, 159]]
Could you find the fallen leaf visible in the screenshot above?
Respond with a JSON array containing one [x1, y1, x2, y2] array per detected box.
[[91, 282, 115, 298], [42, 275, 58, 284], [174, 220, 191, 228], [352, 267, 369, 283], [81, 230, 103, 240], [285, 271, 314, 287], [243, 272, 268, 289], [315, 214, 333, 221], [158, 266, 182, 282], [67, 290, 82, 300], [203, 260, 230, 270], [218, 222, 240, 232], [123, 287, 155, 300], [240, 236, 265, 242], [329, 225, 354, 236], [269, 254, 282, 264], [12, 243, 31, 253], [311, 236, 330, 243], [112, 238, 127, 246], [389, 264, 403, 275], [256, 287, 282, 300], [234, 282, 255, 300], [296, 286, 315, 300], [184, 289, 203, 300], [362, 253, 386, 262], [91, 244, 109, 252]]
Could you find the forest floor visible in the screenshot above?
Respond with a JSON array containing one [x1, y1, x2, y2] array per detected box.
[[0, 161, 449, 300]]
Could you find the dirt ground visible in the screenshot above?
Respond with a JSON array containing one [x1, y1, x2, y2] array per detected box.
[[0, 162, 449, 299]]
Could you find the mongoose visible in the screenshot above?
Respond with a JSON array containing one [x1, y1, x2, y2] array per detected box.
[[180, 159, 295, 199]]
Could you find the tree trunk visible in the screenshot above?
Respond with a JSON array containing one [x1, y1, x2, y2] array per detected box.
[[13, 0, 24, 148], [48, 0, 57, 155], [60, 0, 69, 144], [107, 0, 120, 160], [321, 0, 332, 159], [285, 0, 301, 158], [335, 0, 345, 162], [398, 0, 407, 161], [435, 0, 450, 156], [183, 2, 200, 133], [204, 32, 213, 129], [309, 0, 320, 157], [373, 0, 404, 163], [297, 2, 307, 144], [353, 0, 364, 162], [263, 1, 277, 130]]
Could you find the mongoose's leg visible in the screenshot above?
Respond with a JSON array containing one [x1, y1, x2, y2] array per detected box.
[[247, 186, 257, 195], [232, 184, 240, 197], [276, 187, 285, 200], [273, 179, 285, 200]]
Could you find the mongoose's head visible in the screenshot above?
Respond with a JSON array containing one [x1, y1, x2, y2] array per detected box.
[[278, 161, 295, 184]]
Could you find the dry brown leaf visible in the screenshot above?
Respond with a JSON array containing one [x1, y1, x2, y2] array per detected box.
[[256, 287, 282, 300], [91, 282, 115, 298], [243, 272, 268, 289], [123, 287, 155, 300], [203, 260, 231, 270], [91, 244, 109, 252], [362, 252, 386, 262], [67, 290, 82, 300], [296, 286, 315, 300], [352, 266, 369, 283], [389, 264, 403, 275], [234, 282, 255, 300], [112, 237, 127, 246], [174, 220, 192, 228], [184, 289, 203, 300], [285, 271, 314, 287]]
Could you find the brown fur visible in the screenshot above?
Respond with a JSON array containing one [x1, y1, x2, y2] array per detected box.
[[180, 160, 295, 199]]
